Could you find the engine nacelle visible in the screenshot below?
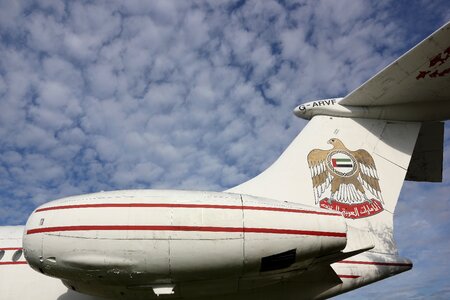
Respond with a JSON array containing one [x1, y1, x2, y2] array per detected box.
[[23, 190, 346, 298]]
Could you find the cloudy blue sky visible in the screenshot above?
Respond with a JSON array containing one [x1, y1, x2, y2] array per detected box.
[[0, 0, 449, 298]]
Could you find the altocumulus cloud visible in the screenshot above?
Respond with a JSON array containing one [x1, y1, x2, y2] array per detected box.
[[0, 0, 449, 298]]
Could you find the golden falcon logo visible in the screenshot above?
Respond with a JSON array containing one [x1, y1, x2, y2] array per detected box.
[[307, 138, 384, 219]]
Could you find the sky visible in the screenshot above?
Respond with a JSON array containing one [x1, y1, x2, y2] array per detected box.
[[0, 0, 449, 298]]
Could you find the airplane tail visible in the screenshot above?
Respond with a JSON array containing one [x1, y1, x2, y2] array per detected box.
[[227, 116, 429, 253], [227, 21, 449, 255]]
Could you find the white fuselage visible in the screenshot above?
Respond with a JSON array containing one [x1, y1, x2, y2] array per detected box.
[[23, 189, 348, 299], [1, 192, 412, 300]]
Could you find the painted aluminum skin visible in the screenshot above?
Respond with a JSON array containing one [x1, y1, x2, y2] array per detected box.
[[23, 190, 346, 298], [1, 225, 412, 300]]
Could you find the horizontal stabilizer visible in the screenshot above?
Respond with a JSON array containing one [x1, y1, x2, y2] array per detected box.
[[340, 21, 450, 107]]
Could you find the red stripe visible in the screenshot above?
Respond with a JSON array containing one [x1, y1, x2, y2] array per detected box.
[[0, 247, 22, 251], [338, 275, 360, 279], [35, 203, 340, 216], [244, 205, 340, 216], [332, 159, 337, 167], [337, 260, 412, 267], [0, 262, 27, 265], [26, 225, 346, 238], [245, 227, 345, 237]]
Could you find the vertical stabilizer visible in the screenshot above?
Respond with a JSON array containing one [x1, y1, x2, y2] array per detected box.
[[227, 116, 421, 253]]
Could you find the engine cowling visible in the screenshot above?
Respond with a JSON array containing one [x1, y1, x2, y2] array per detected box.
[[23, 190, 346, 298]]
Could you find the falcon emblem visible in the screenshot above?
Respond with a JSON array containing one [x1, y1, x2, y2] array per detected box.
[[307, 138, 384, 219]]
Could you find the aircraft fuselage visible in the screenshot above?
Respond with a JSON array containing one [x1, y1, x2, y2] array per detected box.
[[23, 189, 347, 298]]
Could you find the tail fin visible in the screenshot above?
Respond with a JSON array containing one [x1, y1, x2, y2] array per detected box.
[[227, 116, 422, 253], [227, 21, 450, 255]]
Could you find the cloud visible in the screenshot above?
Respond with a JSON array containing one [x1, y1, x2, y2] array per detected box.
[[0, 0, 449, 298]]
